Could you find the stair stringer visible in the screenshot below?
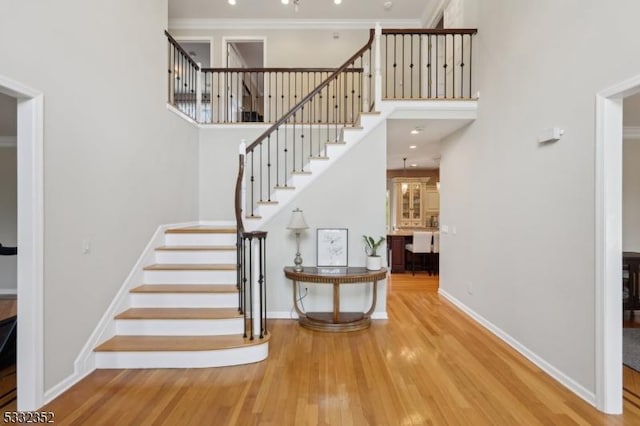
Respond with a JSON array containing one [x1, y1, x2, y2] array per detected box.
[[244, 99, 478, 231]]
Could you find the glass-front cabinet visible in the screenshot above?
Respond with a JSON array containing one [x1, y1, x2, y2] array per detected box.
[[393, 177, 433, 228]]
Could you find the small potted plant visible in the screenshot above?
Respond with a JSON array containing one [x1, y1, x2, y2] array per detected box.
[[362, 235, 385, 270]]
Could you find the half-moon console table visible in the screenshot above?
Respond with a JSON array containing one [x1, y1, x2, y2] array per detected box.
[[284, 266, 387, 332]]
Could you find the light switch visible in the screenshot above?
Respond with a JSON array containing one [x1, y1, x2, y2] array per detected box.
[[452, 227, 457, 235], [82, 239, 91, 254], [442, 225, 449, 234]]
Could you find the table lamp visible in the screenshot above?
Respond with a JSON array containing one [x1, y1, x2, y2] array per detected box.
[[287, 208, 308, 272]]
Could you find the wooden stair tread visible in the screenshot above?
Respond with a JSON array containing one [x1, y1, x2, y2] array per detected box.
[[257, 201, 278, 205], [274, 185, 296, 190], [245, 215, 262, 220], [115, 307, 241, 320], [131, 284, 238, 294], [165, 226, 236, 234], [143, 263, 237, 271], [292, 171, 312, 175], [310, 156, 329, 160], [155, 245, 236, 251], [94, 334, 269, 352]]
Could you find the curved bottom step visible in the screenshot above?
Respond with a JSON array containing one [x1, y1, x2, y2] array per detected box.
[[94, 334, 269, 369]]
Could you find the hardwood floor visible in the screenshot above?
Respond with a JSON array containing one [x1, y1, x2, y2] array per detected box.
[[0, 297, 16, 412], [32, 275, 640, 423], [624, 311, 640, 407]]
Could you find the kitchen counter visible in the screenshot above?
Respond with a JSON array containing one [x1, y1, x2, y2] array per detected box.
[[387, 228, 439, 237], [387, 229, 439, 273]]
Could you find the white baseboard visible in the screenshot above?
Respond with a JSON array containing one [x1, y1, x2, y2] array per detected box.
[[268, 311, 299, 319], [43, 368, 93, 405], [0, 289, 17, 296], [438, 288, 596, 407]]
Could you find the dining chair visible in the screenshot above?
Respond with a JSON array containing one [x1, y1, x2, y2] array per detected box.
[[431, 231, 440, 275], [405, 231, 432, 275]]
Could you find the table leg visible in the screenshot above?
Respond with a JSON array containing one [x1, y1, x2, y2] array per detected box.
[[292, 280, 306, 318], [364, 280, 379, 317]]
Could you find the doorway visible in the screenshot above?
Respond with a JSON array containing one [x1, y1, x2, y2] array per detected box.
[[222, 38, 266, 122], [595, 74, 640, 414], [0, 91, 17, 409], [621, 93, 640, 406], [0, 74, 44, 411]]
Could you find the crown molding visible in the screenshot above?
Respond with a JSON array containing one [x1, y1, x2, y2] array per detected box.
[[0, 136, 16, 148], [168, 18, 422, 31], [624, 126, 640, 140]]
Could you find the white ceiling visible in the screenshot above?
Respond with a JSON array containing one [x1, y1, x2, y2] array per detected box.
[[169, 0, 439, 23], [387, 118, 472, 170]]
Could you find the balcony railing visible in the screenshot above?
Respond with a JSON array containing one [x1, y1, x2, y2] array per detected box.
[[381, 29, 478, 99]]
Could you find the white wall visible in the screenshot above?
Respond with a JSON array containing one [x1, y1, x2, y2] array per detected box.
[[439, 0, 640, 399], [0, 147, 17, 292], [623, 140, 640, 251], [170, 28, 370, 68], [199, 126, 266, 221], [262, 122, 388, 316], [0, 0, 200, 390]]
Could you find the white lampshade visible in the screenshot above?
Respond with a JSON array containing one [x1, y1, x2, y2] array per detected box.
[[287, 208, 308, 230]]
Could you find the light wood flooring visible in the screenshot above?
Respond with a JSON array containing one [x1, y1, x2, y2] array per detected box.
[[623, 313, 640, 405], [13, 276, 640, 423], [0, 296, 16, 412]]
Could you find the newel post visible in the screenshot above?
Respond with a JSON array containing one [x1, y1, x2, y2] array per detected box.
[[196, 62, 202, 123], [374, 23, 382, 107], [239, 139, 247, 227]]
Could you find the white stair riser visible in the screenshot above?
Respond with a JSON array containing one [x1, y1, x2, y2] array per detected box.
[[143, 269, 237, 284], [95, 342, 269, 369], [130, 292, 238, 308], [155, 250, 236, 264], [115, 318, 243, 336], [164, 233, 236, 246]]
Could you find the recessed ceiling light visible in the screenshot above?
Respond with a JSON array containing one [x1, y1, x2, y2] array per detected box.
[[228, 0, 236, 4], [409, 145, 417, 149], [281, 0, 289, 4], [410, 163, 418, 168], [334, 0, 342, 4], [410, 129, 419, 135], [384, 1, 393, 11]]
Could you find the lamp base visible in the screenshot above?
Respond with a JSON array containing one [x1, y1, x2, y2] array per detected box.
[[293, 252, 303, 272]]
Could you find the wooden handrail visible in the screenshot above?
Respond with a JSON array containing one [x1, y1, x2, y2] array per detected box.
[[165, 30, 200, 69], [235, 154, 245, 234], [381, 28, 478, 35], [201, 67, 365, 73], [246, 28, 375, 152]]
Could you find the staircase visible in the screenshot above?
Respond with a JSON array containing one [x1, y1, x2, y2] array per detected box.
[[94, 226, 269, 369], [244, 111, 383, 229]]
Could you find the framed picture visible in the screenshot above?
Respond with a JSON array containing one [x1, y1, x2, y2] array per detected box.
[[317, 228, 348, 267]]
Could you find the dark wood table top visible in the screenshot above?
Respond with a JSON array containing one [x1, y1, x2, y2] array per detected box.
[[284, 267, 387, 283]]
